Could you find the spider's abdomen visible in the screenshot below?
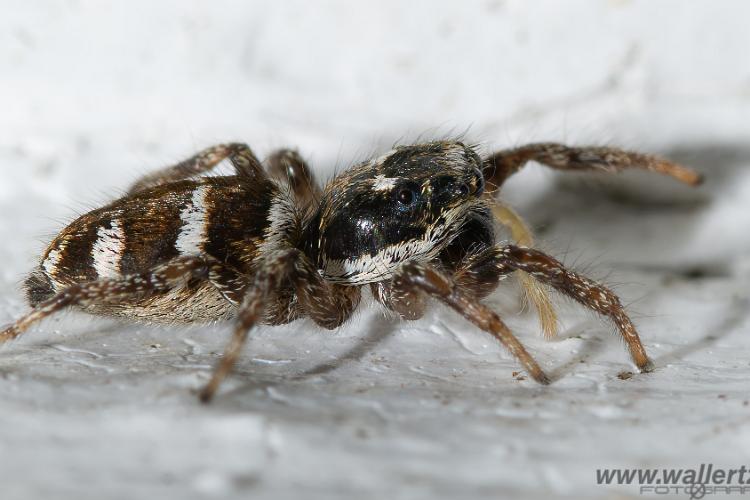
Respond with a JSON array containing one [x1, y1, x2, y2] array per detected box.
[[27, 177, 277, 317]]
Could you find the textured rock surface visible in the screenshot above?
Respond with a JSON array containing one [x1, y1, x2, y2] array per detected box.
[[1, 2, 749, 499]]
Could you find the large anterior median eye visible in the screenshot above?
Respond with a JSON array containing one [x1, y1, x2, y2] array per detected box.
[[394, 182, 420, 209]]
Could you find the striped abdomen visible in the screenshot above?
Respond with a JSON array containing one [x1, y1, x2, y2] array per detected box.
[[26, 177, 277, 318]]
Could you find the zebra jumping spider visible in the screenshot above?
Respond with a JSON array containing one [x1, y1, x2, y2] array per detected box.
[[0, 140, 702, 402]]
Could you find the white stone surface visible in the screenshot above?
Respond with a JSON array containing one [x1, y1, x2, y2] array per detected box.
[[1, 1, 749, 499]]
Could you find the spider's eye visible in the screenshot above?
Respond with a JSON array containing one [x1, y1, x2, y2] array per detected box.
[[394, 183, 420, 208], [398, 189, 415, 204]]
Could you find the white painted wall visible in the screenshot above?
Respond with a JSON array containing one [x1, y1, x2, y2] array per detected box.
[[1, 2, 749, 499]]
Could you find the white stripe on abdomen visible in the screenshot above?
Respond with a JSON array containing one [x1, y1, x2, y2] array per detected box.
[[92, 219, 125, 278], [175, 184, 211, 255]]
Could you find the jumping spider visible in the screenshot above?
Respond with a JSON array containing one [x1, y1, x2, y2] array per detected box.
[[0, 140, 702, 402]]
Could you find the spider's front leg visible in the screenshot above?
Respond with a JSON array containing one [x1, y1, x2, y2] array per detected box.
[[456, 245, 654, 373], [482, 142, 703, 194], [129, 143, 265, 194], [199, 248, 360, 403], [388, 261, 551, 385], [480, 142, 702, 340]]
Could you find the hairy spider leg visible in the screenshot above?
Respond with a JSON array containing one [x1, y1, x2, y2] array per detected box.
[[389, 261, 551, 384], [199, 248, 360, 402], [129, 143, 265, 194], [482, 142, 703, 194], [0, 256, 239, 342], [455, 245, 654, 372], [265, 149, 321, 207]]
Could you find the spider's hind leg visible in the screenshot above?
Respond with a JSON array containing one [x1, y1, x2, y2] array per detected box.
[[1, 256, 245, 343], [265, 149, 321, 206], [129, 143, 265, 194]]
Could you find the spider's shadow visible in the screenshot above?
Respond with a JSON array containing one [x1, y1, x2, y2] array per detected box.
[[547, 295, 749, 381], [653, 297, 749, 368], [220, 312, 399, 401], [294, 314, 399, 378], [545, 322, 610, 381]]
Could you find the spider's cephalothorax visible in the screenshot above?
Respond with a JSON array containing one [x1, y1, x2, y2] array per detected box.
[[0, 139, 703, 402], [309, 142, 486, 284]]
